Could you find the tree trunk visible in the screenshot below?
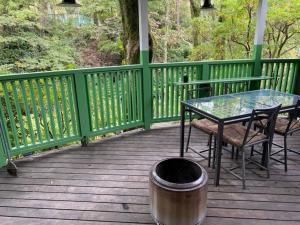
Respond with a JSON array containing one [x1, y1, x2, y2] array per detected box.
[[164, 0, 170, 62], [118, 0, 153, 64], [189, 0, 200, 17], [189, 0, 201, 46], [93, 13, 99, 26], [176, 0, 180, 28]]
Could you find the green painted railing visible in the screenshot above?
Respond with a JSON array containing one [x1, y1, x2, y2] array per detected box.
[[85, 67, 144, 136], [0, 72, 80, 156], [150, 59, 255, 121], [0, 58, 298, 166], [260, 59, 299, 93]]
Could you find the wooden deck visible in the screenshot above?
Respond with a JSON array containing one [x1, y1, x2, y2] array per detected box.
[[0, 125, 299, 225]]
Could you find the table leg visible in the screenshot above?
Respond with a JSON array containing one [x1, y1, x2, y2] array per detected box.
[[180, 103, 185, 157], [261, 142, 269, 167], [215, 121, 224, 186]]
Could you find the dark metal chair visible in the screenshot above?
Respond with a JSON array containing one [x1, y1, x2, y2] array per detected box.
[[223, 80, 251, 159], [185, 86, 217, 167], [253, 100, 300, 171], [211, 104, 281, 189]]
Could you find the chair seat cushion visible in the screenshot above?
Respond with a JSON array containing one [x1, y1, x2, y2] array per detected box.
[[275, 118, 300, 135], [255, 117, 300, 135], [191, 119, 217, 134], [211, 124, 267, 148]]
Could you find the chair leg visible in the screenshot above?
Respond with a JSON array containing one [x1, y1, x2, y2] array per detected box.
[[251, 125, 257, 156], [284, 135, 288, 172], [208, 134, 212, 167], [212, 136, 216, 169], [231, 145, 235, 159], [266, 142, 270, 178], [241, 148, 246, 189], [235, 147, 239, 160], [185, 125, 192, 153]]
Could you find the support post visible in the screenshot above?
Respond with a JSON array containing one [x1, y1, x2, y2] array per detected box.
[[139, 0, 151, 130], [252, 0, 267, 90], [0, 110, 17, 175], [73, 71, 91, 146], [294, 50, 300, 95]]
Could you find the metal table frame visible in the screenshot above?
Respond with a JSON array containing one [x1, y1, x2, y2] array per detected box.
[[180, 89, 300, 186]]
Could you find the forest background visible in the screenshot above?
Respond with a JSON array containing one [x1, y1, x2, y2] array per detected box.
[[0, 0, 299, 74]]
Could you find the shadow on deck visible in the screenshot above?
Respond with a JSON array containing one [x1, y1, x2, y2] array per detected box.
[[0, 125, 299, 225]]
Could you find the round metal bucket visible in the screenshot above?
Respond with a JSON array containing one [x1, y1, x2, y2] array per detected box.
[[149, 158, 208, 225]]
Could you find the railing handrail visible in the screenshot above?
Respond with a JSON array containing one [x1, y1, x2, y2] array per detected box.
[[0, 64, 143, 81], [261, 58, 300, 63], [1, 58, 298, 80], [149, 59, 255, 68]]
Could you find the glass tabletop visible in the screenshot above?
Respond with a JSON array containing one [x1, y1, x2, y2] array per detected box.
[[230, 89, 300, 108], [184, 89, 300, 120]]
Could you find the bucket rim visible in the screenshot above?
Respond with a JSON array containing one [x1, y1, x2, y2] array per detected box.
[[150, 157, 208, 190]]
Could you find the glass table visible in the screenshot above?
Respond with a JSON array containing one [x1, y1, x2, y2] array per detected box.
[[180, 89, 300, 186]]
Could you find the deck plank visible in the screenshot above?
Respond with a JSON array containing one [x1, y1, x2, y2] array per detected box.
[[0, 126, 299, 224]]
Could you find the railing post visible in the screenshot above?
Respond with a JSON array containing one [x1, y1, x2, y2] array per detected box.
[[139, 0, 151, 130], [294, 54, 300, 95], [141, 52, 152, 130], [251, 0, 267, 90], [202, 63, 209, 80], [0, 108, 17, 174], [73, 71, 91, 146], [0, 118, 9, 168]]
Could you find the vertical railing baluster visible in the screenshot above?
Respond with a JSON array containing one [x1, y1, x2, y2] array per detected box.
[[291, 62, 299, 93], [11, 81, 27, 146], [261, 63, 267, 88], [20, 80, 35, 144], [91, 74, 99, 130], [51, 78, 63, 139], [36, 79, 50, 141], [126, 71, 132, 123], [97, 74, 105, 128], [131, 70, 137, 122], [59, 77, 70, 137], [170, 67, 174, 117], [282, 62, 290, 92], [165, 67, 169, 117], [272, 62, 279, 89], [175, 67, 179, 116], [120, 71, 126, 124], [155, 69, 160, 118], [28, 80, 43, 143], [109, 72, 116, 126], [115, 72, 122, 125], [103, 73, 110, 127], [276, 63, 283, 91], [44, 78, 57, 140], [2, 82, 20, 148], [66, 76, 78, 135], [136, 70, 143, 121]]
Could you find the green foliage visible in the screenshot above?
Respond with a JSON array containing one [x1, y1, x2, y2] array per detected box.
[[98, 39, 123, 56], [0, 0, 299, 73], [0, 1, 78, 73], [264, 0, 300, 58]]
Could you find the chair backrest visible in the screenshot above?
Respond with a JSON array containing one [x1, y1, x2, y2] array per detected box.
[[224, 81, 250, 95], [286, 100, 300, 132], [187, 85, 213, 100], [242, 104, 282, 147]]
